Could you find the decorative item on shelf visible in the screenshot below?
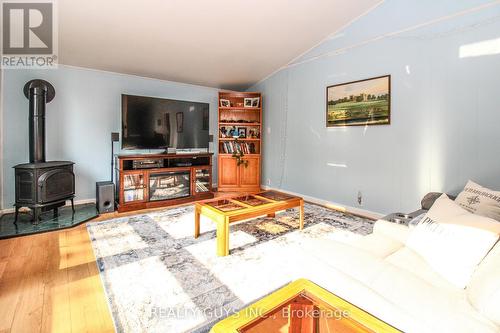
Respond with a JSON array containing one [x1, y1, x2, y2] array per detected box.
[[244, 98, 253, 107], [227, 126, 237, 138], [248, 128, 260, 139], [237, 127, 247, 138], [236, 102, 243, 107], [220, 99, 231, 107], [251, 97, 260, 107], [220, 126, 227, 138], [232, 138, 248, 168]]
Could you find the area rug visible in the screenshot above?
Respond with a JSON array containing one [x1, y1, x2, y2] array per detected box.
[[87, 202, 374, 332]]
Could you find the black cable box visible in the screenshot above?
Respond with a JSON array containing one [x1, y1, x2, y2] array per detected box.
[[132, 159, 163, 169]]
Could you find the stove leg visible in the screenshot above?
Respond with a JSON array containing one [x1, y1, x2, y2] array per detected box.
[[53, 207, 59, 218], [14, 206, 19, 224], [32, 208, 40, 225], [71, 199, 75, 214]]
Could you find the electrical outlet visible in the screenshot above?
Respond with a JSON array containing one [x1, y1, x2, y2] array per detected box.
[[357, 191, 363, 205], [267, 179, 271, 186], [267, 127, 271, 134]]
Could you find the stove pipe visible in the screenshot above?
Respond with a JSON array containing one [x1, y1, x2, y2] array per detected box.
[[23, 79, 55, 163]]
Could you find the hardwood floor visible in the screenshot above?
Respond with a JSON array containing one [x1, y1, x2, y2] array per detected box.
[[0, 192, 241, 333], [0, 222, 115, 333]]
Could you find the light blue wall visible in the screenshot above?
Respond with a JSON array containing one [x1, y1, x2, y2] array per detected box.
[[250, 0, 500, 214], [1, 65, 219, 208]]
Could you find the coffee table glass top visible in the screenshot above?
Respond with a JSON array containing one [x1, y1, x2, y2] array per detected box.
[[205, 191, 298, 213], [256, 191, 295, 201], [205, 199, 246, 212], [233, 195, 269, 207]]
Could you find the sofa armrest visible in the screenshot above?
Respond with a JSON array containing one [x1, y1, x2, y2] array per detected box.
[[373, 219, 411, 243], [421, 192, 456, 210]]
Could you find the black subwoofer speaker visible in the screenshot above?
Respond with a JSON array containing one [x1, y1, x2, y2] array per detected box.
[[96, 181, 115, 213]]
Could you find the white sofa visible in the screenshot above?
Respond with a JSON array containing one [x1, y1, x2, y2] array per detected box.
[[301, 219, 500, 333]]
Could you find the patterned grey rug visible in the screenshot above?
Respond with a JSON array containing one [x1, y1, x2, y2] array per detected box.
[[87, 202, 374, 333]]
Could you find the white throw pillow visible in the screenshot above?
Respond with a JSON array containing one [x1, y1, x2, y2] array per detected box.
[[406, 194, 500, 289], [455, 180, 500, 221]]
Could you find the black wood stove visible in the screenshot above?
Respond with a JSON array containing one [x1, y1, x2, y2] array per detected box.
[[14, 80, 75, 224]]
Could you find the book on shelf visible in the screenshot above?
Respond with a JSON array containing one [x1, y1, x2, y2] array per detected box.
[[196, 182, 209, 192], [220, 141, 256, 154]]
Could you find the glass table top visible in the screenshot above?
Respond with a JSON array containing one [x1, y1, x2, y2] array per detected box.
[[256, 191, 295, 202], [233, 195, 269, 207], [206, 199, 246, 212], [239, 291, 374, 333], [204, 191, 298, 213]]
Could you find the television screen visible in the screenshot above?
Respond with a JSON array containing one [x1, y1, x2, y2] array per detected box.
[[121, 94, 209, 150]]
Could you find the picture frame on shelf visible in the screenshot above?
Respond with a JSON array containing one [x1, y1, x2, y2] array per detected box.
[[248, 128, 260, 138], [237, 127, 247, 138], [220, 99, 231, 107], [220, 126, 227, 138], [244, 98, 253, 107], [251, 97, 260, 107]]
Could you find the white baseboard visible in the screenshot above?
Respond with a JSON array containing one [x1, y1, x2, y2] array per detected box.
[[260, 185, 384, 220], [0, 198, 96, 215]]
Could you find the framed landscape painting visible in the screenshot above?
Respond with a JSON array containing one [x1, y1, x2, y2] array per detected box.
[[326, 75, 391, 127]]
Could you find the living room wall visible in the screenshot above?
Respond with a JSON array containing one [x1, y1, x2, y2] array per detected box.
[[1, 65, 219, 209], [250, 0, 500, 214]]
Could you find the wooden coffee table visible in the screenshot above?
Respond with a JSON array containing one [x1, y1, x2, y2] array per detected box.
[[194, 191, 304, 256], [210, 279, 401, 333]]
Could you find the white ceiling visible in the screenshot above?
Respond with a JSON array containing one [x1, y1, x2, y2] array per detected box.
[[59, 0, 381, 90]]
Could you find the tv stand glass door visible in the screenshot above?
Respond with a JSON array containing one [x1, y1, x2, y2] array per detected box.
[[194, 168, 211, 194], [123, 171, 146, 203], [149, 171, 191, 201]]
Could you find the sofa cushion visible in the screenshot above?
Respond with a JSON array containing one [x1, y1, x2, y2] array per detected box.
[[467, 241, 500, 326], [455, 180, 500, 221], [406, 194, 500, 288], [385, 247, 459, 293], [349, 232, 404, 258], [370, 260, 499, 333], [303, 238, 387, 286], [373, 219, 411, 243]]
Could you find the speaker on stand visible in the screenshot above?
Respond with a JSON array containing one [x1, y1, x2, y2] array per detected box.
[[96, 132, 120, 214]]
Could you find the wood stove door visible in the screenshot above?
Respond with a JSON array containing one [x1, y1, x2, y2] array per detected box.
[[38, 168, 75, 203], [15, 170, 35, 203]]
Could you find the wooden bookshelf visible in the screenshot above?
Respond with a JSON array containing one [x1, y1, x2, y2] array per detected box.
[[218, 91, 262, 192]]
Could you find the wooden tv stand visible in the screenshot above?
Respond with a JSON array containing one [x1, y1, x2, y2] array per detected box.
[[115, 153, 214, 213]]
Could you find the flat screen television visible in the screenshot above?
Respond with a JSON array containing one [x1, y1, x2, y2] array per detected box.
[[121, 94, 209, 150]]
